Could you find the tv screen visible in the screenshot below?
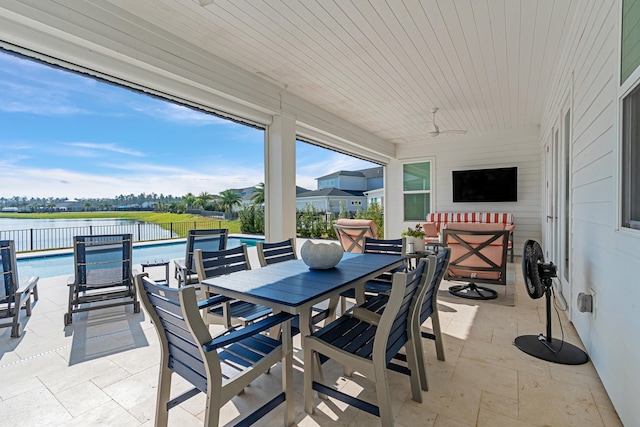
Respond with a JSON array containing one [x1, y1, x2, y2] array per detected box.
[[452, 167, 517, 202]]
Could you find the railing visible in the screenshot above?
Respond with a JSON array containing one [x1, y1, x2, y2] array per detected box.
[[0, 221, 227, 252]]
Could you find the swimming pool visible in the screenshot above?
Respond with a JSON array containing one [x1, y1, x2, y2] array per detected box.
[[16, 236, 263, 279]]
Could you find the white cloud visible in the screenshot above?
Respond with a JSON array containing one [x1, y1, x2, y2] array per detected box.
[[63, 142, 144, 157], [0, 162, 264, 199], [132, 102, 227, 125]]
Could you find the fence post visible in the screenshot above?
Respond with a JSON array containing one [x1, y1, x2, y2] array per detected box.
[[30, 228, 34, 251], [194, 221, 197, 230], [90, 225, 93, 235], [138, 223, 142, 242], [170, 222, 173, 238]]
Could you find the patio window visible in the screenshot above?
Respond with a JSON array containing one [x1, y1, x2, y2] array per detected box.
[[622, 85, 640, 230], [403, 161, 432, 221]]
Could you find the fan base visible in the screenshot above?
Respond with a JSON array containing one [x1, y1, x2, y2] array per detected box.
[[449, 283, 498, 300], [515, 335, 588, 365]]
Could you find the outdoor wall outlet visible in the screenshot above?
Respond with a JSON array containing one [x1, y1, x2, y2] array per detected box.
[[577, 292, 593, 313]]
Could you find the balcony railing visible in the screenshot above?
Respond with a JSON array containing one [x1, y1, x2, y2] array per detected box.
[[0, 221, 226, 252]]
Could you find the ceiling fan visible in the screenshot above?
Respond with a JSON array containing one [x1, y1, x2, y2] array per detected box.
[[428, 107, 468, 137]]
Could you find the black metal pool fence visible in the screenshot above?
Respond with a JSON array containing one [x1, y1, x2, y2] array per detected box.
[[0, 221, 226, 252]]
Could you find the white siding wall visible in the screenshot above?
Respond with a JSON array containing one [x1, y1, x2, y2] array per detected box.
[[387, 127, 542, 253], [540, 1, 640, 424]]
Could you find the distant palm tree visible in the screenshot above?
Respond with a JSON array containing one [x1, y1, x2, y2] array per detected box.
[[182, 192, 197, 209], [218, 189, 242, 213], [196, 192, 213, 209], [251, 182, 265, 204]]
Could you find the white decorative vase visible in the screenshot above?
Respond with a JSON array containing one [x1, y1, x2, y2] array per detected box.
[[300, 240, 344, 269], [408, 236, 425, 253]]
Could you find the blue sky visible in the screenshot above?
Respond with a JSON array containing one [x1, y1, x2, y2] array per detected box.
[[0, 50, 376, 199]]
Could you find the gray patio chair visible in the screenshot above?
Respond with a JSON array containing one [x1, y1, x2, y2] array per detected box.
[[256, 237, 297, 267], [195, 244, 272, 328], [339, 237, 407, 314], [0, 240, 39, 337], [65, 234, 139, 326], [174, 228, 228, 287], [135, 274, 295, 427], [360, 248, 451, 392], [304, 256, 436, 427]]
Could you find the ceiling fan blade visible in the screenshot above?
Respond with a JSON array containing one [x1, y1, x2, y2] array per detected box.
[[439, 130, 467, 135]]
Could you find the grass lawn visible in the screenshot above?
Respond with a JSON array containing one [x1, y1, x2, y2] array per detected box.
[[0, 211, 242, 235]]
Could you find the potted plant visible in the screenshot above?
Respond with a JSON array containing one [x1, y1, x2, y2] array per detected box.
[[401, 224, 426, 252]]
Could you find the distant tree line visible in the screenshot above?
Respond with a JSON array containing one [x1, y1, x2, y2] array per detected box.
[[0, 187, 256, 215]]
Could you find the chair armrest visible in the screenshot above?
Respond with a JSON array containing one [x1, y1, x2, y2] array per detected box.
[[504, 224, 515, 232], [18, 276, 38, 294], [174, 258, 187, 270], [67, 275, 76, 286], [350, 307, 382, 326], [203, 312, 295, 351], [197, 294, 232, 309]]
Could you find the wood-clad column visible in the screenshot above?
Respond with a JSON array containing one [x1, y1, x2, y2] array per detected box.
[[264, 113, 297, 242]]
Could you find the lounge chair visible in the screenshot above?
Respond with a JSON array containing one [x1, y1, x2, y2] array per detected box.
[[0, 240, 39, 337], [333, 218, 377, 253], [304, 257, 436, 427], [65, 234, 139, 326], [174, 228, 228, 287], [195, 245, 272, 328], [443, 223, 509, 300], [135, 274, 295, 427]]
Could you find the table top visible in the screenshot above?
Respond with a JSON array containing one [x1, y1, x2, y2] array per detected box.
[[200, 252, 405, 313]]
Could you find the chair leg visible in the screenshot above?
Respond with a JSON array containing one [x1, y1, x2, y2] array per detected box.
[[431, 311, 446, 362], [404, 338, 425, 399], [374, 364, 394, 427], [156, 364, 172, 427]]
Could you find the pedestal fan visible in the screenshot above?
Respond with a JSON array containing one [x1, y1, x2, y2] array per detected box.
[[515, 240, 589, 365]]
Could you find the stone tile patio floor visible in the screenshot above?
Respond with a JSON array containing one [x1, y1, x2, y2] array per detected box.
[[0, 247, 623, 426]]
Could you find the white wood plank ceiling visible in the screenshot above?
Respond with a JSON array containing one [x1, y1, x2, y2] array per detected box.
[[106, 0, 575, 145]]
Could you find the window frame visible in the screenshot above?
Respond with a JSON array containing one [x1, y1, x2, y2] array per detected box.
[[401, 158, 435, 222], [621, 82, 640, 230]]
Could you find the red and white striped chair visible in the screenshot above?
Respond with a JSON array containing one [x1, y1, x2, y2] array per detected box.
[[421, 212, 514, 262]]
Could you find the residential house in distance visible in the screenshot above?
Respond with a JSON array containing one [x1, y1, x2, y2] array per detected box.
[[296, 166, 383, 214]]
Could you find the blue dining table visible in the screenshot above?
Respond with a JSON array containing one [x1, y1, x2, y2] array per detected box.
[[200, 251, 406, 340]]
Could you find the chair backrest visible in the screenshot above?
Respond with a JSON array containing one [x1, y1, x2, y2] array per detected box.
[[136, 276, 213, 393], [363, 237, 405, 255], [443, 225, 509, 284], [375, 256, 436, 365], [419, 248, 451, 324], [0, 240, 18, 303], [73, 234, 133, 286], [194, 244, 251, 281], [185, 229, 228, 271], [256, 238, 297, 267], [334, 219, 378, 253]]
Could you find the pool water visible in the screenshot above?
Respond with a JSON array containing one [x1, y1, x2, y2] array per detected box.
[[16, 237, 263, 279]]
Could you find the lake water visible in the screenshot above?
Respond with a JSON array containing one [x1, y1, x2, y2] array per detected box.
[[0, 217, 175, 251]]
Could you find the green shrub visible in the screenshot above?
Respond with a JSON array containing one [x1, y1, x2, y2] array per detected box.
[[238, 204, 264, 234]]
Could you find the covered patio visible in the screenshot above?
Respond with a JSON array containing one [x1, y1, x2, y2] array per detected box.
[[0, 0, 638, 425], [0, 242, 619, 426]]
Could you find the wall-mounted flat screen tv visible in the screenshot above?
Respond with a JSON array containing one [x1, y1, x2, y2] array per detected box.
[[452, 167, 517, 202]]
